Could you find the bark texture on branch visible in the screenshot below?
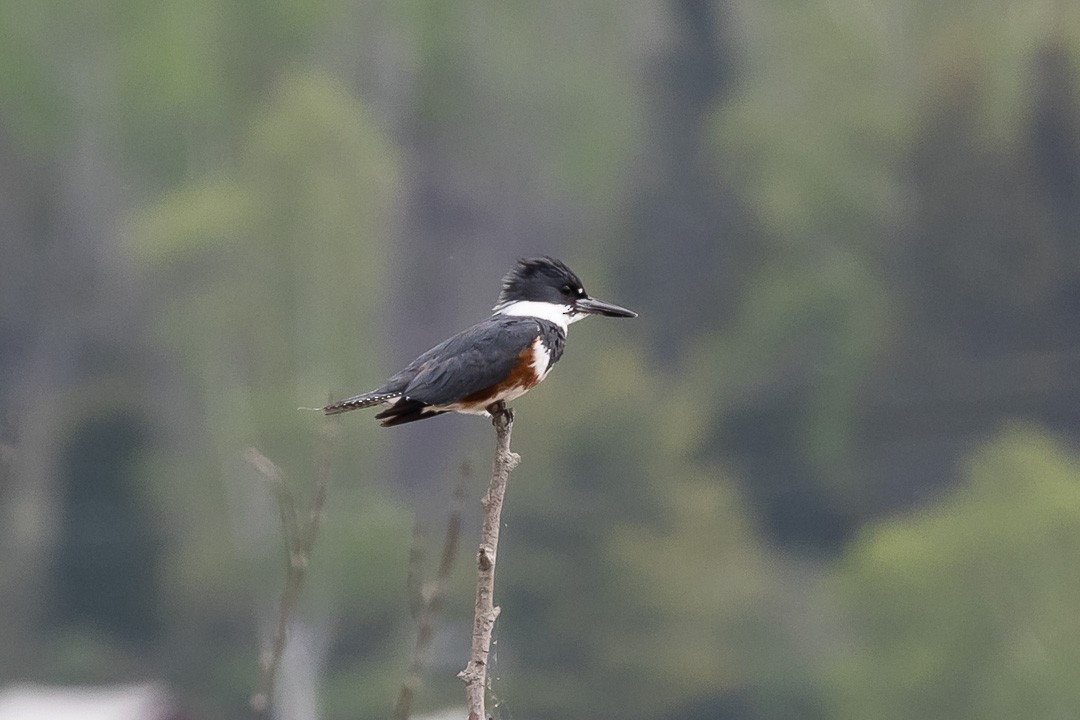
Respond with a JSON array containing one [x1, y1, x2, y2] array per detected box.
[[459, 402, 519, 720]]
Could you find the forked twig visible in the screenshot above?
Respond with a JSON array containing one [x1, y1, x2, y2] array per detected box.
[[246, 420, 337, 718]]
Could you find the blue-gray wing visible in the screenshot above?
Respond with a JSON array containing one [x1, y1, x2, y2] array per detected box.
[[384, 316, 543, 406]]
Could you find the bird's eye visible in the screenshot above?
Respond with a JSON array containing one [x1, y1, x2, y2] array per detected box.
[[561, 284, 575, 295]]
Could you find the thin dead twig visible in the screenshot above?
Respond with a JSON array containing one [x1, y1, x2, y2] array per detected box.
[[393, 460, 470, 720], [246, 420, 337, 718]]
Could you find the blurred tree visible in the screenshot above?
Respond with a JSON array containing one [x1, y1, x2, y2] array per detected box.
[[130, 68, 398, 454], [831, 426, 1080, 720], [129, 67, 410, 717], [707, 0, 1080, 552], [0, 0, 365, 692], [620, 0, 757, 360], [51, 414, 158, 643]]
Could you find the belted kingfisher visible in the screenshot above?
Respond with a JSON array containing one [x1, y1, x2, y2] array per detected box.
[[324, 256, 636, 426]]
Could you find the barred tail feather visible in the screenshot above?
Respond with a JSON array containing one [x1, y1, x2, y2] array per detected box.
[[323, 391, 401, 415]]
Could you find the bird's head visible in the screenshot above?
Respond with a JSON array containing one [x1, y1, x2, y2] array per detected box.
[[494, 256, 637, 327]]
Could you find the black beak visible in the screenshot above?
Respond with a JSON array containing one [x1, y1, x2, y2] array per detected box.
[[574, 296, 638, 318]]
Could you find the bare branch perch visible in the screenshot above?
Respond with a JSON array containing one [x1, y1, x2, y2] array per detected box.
[[459, 402, 519, 720]]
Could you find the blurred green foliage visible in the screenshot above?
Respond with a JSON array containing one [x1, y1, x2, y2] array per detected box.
[[4, 0, 1080, 719], [832, 426, 1080, 720]]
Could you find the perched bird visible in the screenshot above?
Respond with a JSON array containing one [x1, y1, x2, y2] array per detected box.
[[324, 256, 636, 426]]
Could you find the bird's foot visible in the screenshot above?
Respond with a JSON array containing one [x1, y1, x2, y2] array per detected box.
[[486, 401, 514, 426]]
